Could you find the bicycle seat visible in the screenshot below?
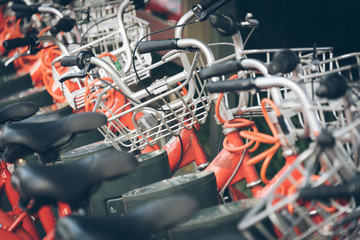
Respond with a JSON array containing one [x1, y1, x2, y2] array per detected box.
[[0, 112, 107, 163], [0, 101, 38, 125], [11, 150, 138, 206], [56, 195, 197, 240]]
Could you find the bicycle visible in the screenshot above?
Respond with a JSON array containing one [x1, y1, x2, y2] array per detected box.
[[202, 60, 360, 238], [0, 111, 107, 239], [0, 109, 197, 240]]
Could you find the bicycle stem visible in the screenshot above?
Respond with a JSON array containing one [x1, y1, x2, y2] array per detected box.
[[174, 10, 195, 39], [116, 0, 133, 73], [38, 6, 64, 19]]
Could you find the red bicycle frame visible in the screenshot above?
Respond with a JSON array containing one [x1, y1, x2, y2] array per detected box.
[[0, 160, 72, 240]]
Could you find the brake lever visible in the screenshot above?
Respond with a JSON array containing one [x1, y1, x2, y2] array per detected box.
[[239, 13, 259, 29], [59, 51, 95, 83], [58, 69, 88, 83], [4, 45, 41, 67]]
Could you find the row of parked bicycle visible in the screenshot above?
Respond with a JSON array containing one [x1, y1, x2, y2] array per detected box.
[[1, 0, 360, 239]]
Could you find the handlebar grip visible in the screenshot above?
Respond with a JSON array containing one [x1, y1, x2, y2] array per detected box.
[[199, 59, 244, 80], [138, 39, 179, 54], [206, 78, 257, 93], [54, 0, 73, 6], [267, 50, 299, 74], [315, 73, 348, 99], [12, 4, 40, 14], [2, 36, 38, 51], [50, 16, 76, 36], [299, 178, 360, 200], [209, 13, 238, 37], [60, 56, 77, 67], [15, 12, 34, 19]]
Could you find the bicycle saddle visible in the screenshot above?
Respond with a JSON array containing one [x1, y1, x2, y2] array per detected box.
[[0, 112, 107, 163], [56, 195, 197, 240], [11, 150, 138, 207], [0, 101, 39, 125]]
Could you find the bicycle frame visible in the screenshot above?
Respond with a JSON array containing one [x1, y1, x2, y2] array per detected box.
[[0, 159, 73, 240]]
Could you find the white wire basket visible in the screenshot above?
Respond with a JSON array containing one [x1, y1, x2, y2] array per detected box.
[[96, 50, 212, 152], [71, 0, 152, 73], [52, 0, 152, 110], [238, 138, 359, 240], [215, 48, 360, 130], [215, 47, 334, 118]]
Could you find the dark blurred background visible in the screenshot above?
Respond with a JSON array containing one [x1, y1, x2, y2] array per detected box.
[[233, 0, 360, 56]]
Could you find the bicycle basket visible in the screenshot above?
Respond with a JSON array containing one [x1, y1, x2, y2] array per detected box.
[[52, 0, 152, 110], [238, 140, 358, 240], [96, 50, 211, 152]]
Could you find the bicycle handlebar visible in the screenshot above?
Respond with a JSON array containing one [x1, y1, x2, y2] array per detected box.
[[2, 36, 38, 51], [54, 0, 73, 6], [199, 59, 246, 80], [207, 75, 321, 136], [59, 37, 215, 105], [207, 78, 257, 93], [12, 4, 64, 18], [137, 38, 215, 68], [60, 56, 77, 67], [209, 13, 238, 37], [12, 4, 40, 14], [138, 39, 181, 54], [50, 16, 76, 36], [267, 49, 299, 74], [316, 73, 348, 99], [299, 177, 360, 200]]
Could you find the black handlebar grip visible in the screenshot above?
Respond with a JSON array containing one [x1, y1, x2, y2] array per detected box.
[[206, 78, 257, 93], [60, 56, 77, 67], [315, 73, 348, 99], [15, 12, 34, 19], [209, 13, 238, 37], [50, 16, 76, 36], [2, 36, 38, 51], [299, 178, 360, 201], [54, 0, 73, 6], [12, 4, 40, 14], [267, 50, 299, 74], [199, 60, 244, 80], [316, 129, 335, 148], [138, 39, 179, 54]]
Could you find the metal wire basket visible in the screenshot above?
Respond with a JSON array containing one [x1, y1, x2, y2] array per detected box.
[[297, 52, 360, 129], [217, 47, 334, 119], [238, 136, 359, 240], [96, 50, 212, 152], [216, 48, 360, 131], [51, 0, 152, 110]]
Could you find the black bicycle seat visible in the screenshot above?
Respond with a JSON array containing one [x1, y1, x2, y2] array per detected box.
[[0, 101, 39, 125], [11, 150, 138, 207], [0, 112, 107, 163], [55, 195, 197, 240]]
